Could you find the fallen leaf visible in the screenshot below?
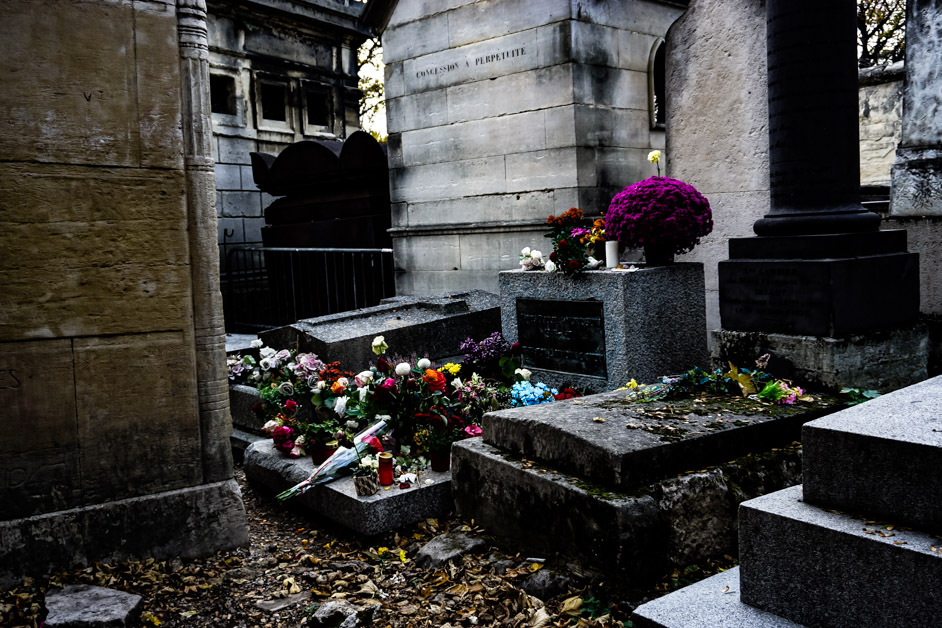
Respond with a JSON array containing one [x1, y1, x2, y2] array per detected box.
[[560, 596, 582, 615]]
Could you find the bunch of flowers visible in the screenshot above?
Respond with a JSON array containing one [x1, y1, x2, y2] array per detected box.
[[545, 207, 590, 275], [569, 217, 607, 260], [758, 380, 810, 405], [605, 177, 712, 263], [450, 372, 504, 421], [460, 332, 520, 382], [510, 381, 559, 407], [519, 247, 544, 271]]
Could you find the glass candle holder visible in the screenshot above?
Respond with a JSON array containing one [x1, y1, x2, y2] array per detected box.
[[377, 452, 394, 486]]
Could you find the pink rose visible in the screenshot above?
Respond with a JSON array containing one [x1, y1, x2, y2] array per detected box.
[[464, 425, 482, 437], [272, 425, 294, 445]]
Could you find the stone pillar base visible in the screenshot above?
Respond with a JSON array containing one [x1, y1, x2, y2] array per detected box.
[[890, 147, 942, 216], [0, 480, 248, 588], [712, 326, 929, 392]]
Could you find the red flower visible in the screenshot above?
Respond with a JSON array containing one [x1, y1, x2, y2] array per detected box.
[[423, 369, 447, 393], [567, 259, 581, 272], [557, 239, 569, 251], [362, 435, 383, 452], [284, 399, 298, 412], [549, 252, 558, 262], [272, 425, 294, 445], [376, 356, 391, 372]]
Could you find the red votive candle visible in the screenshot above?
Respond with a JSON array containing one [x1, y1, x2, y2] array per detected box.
[[378, 452, 394, 486]]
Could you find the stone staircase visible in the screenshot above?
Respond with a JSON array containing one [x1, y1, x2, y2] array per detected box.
[[633, 375, 942, 627], [451, 389, 844, 586]]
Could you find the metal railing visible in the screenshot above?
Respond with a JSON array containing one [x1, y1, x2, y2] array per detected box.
[[221, 246, 396, 333]]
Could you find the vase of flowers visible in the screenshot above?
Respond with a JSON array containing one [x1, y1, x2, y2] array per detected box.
[[605, 168, 712, 266]]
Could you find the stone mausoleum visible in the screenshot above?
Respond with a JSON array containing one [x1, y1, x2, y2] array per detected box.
[[0, 0, 248, 586], [372, 0, 686, 294]]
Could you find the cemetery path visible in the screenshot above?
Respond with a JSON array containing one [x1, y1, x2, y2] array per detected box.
[[1, 466, 731, 627]]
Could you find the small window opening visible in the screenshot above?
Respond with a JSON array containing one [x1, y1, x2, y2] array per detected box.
[[260, 82, 288, 122], [652, 43, 666, 128], [306, 89, 330, 127], [210, 74, 237, 115]]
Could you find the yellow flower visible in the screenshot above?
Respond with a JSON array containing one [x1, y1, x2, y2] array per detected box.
[[627, 378, 638, 389], [647, 150, 661, 164], [442, 362, 461, 376], [377, 546, 389, 557]]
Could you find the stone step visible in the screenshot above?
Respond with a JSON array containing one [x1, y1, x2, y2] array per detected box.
[[739, 485, 942, 628], [631, 568, 803, 628], [243, 440, 452, 536], [802, 375, 942, 534], [452, 436, 804, 582], [483, 390, 842, 491]]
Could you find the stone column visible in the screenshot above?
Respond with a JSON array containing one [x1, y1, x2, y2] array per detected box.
[[715, 0, 925, 391], [890, 0, 942, 216], [754, 0, 880, 236], [177, 0, 234, 482]]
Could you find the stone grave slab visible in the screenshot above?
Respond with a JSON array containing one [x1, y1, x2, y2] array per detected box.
[[243, 441, 452, 535], [45, 584, 143, 628], [803, 375, 942, 534], [259, 291, 499, 367], [631, 568, 802, 628], [739, 485, 942, 627], [483, 389, 843, 491], [499, 266, 708, 393]]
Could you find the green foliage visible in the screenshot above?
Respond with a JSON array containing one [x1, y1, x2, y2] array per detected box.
[[840, 387, 881, 405]]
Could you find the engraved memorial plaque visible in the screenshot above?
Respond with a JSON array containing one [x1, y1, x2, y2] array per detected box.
[[516, 298, 606, 378]]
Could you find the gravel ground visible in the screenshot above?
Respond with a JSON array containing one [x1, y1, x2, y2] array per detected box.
[[1, 465, 733, 627]]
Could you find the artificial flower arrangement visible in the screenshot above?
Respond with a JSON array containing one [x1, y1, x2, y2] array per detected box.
[[604, 150, 713, 266]]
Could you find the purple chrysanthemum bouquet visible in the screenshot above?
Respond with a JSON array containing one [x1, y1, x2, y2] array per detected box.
[[605, 177, 713, 264]]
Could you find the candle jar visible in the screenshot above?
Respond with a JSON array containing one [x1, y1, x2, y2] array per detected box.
[[377, 452, 394, 486], [605, 240, 620, 268]]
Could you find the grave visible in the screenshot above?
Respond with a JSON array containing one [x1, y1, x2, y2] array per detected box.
[[258, 291, 500, 366], [499, 266, 708, 393], [452, 388, 845, 582], [632, 374, 942, 627], [242, 440, 452, 536], [713, 0, 928, 391]]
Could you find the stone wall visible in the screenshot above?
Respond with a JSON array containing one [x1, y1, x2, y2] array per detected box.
[[0, 0, 247, 586], [207, 0, 369, 254], [859, 62, 904, 187], [382, 0, 685, 295]]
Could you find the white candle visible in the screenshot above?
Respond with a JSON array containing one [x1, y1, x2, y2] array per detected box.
[[605, 240, 619, 268]]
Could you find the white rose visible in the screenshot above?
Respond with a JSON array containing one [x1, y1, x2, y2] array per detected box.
[[521, 246, 531, 256], [395, 362, 411, 376], [295, 434, 306, 446], [259, 346, 276, 359], [259, 358, 272, 370], [334, 396, 347, 417], [355, 370, 374, 387], [530, 250, 542, 260], [316, 380, 327, 391], [250, 338, 263, 349], [262, 420, 281, 434], [544, 260, 556, 272], [359, 386, 369, 402], [346, 420, 359, 429], [417, 358, 431, 370]]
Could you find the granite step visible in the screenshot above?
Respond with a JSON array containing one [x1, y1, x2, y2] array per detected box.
[[802, 375, 942, 534], [483, 390, 842, 491], [243, 441, 452, 536], [739, 485, 942, 628], [631, 568, 803, 628], [452, 436, 805, 582]]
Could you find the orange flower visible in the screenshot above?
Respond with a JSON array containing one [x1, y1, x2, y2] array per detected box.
[[423, 369, 448, 393]]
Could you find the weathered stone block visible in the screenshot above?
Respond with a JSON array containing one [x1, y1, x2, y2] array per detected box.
[[802, 375, 942, 534], [220, 190, 262, 217], [260, 291, 500, 366], [0, 479, 248, 588], [712, 326, 928, 392], [0, 163, 191, 340], [73, 332, 202, 504], [505, 148, 580, 192], [216, 135, 256, 165], [482, 389, 837, 491], [386, 90, 449, 134], [243, 440, 452, 535], [215, 163, 243, 191], [739, 485, 942, 628], [499, 266, 708, 392], [45, 584, 142, 628], [446, 64, 574, 123], [389, 156, 507, 203], [394, 234, 461, 270], [0, 339, 82, 520], [631, 568, 801, 628]]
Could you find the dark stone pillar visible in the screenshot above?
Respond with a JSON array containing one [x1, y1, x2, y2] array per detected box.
[[715, 0, 924, 390], [755, 0, 880, 236]]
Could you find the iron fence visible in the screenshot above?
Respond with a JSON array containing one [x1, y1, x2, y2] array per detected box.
[[221, 246, 396, 333]]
